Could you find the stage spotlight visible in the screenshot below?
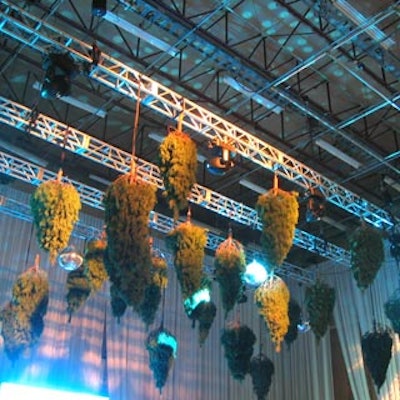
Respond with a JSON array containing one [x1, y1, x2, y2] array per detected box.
[[92, 0, 107, 17], [41, 52, 78, 99], [206, 139, 236, 176]]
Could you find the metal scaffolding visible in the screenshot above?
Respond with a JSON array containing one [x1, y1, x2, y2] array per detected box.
[[0, 96, 350, 266], [0, 151, 315, 284], [0, 1, 393, 230]]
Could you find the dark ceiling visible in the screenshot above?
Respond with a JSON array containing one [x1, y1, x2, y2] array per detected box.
[[0, 0, 399, 280]]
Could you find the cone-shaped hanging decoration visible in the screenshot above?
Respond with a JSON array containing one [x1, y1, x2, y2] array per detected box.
[[254, 275, 290, 352], [30, 170, 81, 264], [214, 231, 246, 318], [256, 176, 299, 269]]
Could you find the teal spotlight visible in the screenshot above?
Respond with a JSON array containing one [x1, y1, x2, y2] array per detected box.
[[184, 287, 211, 316], [243, 260, 268, 286]]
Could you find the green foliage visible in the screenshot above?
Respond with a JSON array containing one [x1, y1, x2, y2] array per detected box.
[[362, 327, 393, 391], [250, 354, 274, 400], [138, 253, 169, 328], [0, 267, 49, 361], [284, 298, 302, 348], [146, 328, 177, 393], [190, 301, 217, 346], [384, 288, 400, 334], [110, 284, 127, 321], [305, 280, 335, 341], [83, 237, 108, 292], [256, 188, 299, 268], [214, 236, 246, 318], [158, 129, 197, 220], [30, 179, 81, 264], [166, 221, 207, 300], [66, 266, 91, 320], [104, 174, 157, 310], [221, 324, 256, 381], [349, 225, 384, 289]]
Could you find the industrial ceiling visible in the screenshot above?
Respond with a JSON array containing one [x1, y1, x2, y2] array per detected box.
[[0, 0, 399, 279]]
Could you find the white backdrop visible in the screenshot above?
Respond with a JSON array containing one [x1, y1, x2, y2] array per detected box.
[[0, 185, 335, 399]]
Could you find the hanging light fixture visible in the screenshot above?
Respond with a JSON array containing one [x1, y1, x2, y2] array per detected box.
[[57, 245, 83, 271], [92, 0, 107, 17], [243, 259, 268, 286], [41, 52, 79, 99], [305, 188, 326, 222], [206, 139, 237, 176]]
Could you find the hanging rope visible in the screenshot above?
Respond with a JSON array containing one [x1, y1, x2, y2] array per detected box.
[[130, 79, 142, 176], [177, 98, 185, 132], [160, 287, 166, 330]]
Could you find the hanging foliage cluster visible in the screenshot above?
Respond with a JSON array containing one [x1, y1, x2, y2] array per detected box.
[[305, 280, 335, 341], [110, 283, 127, 321], [158, 128, 198, 220], [83, 237, 108, 292], [0, 266, 49, 361], [256, 187, 299, 268], [138, 249, 169, 328], [104, 174, 157, 310], [190, 300, 217, 346], [284, 298, 302, 348], [384, 288, 400, 334], [362, 326, 393, 391], [66, 266, 91, 321], [30, 178, 81, 264], [221, 324, 256, 381], [349, 224, 384, 290], [166, 221, 207, 301], [214, 234, 246, 318], [254, 275, 290, 352], [250, 354, 274, 400], [146, 327, 178, 393]]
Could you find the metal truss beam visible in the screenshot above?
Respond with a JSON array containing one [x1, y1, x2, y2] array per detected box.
[[0, 96, 350, 267], [0, 2, 392, 229], [0, 151, 314, 284]]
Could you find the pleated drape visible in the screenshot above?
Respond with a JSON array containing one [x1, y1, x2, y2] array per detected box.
[[328, 245, 400, 400], [0, 186, 335, 399]]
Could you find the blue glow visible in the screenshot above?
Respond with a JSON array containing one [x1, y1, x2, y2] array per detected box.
[[0, 383, 108, 400], [243, 260, 268, 286], [267, 2, 277, 10], [262, 20, 273, 28], [184, 288, 211, 313], [242, 10, 253, 19], [279, 11, 290, 19], [303, 46, 314, 53], [266, 28, 276, 35], [296, 37, 307, 46], [157, 332, 178, 358]]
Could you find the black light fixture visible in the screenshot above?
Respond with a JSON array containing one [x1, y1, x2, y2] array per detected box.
[[92, 0, 107, 17], [206, 139, 236, 176], [41, 52, 79, 99], [305, 187, 325, 222]]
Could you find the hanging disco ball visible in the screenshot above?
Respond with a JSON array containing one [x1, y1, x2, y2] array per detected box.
[[57, 245, 83, 271]]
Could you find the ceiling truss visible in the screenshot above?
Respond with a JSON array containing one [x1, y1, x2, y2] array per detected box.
[[0, 1, 394, 230]]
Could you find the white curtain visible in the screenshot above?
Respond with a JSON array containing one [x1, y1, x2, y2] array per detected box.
[[0, 186, 105, 393], [0, 186, 335, 399], [328, 245, 400, 400]]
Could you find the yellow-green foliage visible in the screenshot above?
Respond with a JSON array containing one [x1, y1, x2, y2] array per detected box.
[[30, 180, 81, 264], [256, 188, 299, 268], [66, 266, 91, 319], [83, 238, 108, 292], [151, 254, 168, 289], [166, 221, 207, 300], [12, 268, 49, 316], [104, 174, 157, 309], [0, 267, 49, 361], [214, 237, 246, 318], [158, 129, 197, 220], [349, 224, 384, 289], [254, 276, 290, 352]]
